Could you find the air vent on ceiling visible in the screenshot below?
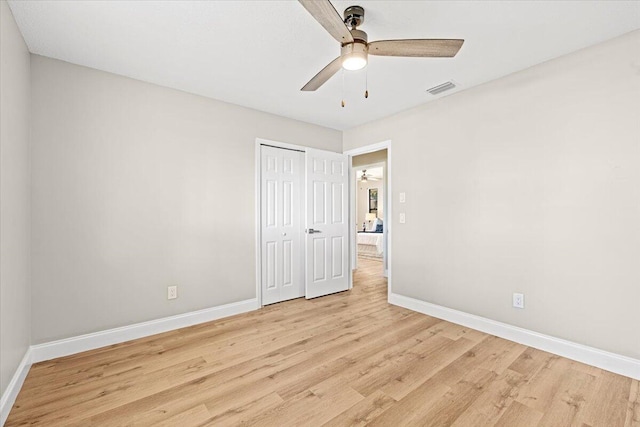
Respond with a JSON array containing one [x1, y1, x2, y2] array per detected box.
[[426, 81, 456, 95]]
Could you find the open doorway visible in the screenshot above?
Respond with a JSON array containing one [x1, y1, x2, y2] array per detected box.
[[346, 141, 391, 295], [354, 162, 385, 275]]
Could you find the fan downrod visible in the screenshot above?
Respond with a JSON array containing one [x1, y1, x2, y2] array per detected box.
[[343, 5, 364, 29]]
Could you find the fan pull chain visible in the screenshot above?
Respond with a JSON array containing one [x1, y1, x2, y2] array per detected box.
[[341, 69, 345, 108], [365, 68, 369, 99]]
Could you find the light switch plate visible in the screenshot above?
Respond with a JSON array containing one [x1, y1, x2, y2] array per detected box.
[[399, 213, 406, 224], [399, 192, 406, 203]]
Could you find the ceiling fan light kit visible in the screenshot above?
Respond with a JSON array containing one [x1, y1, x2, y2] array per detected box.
[[341, 42, 368, 71], [299, 0, 464, 99], [341, 6, 368, 71]]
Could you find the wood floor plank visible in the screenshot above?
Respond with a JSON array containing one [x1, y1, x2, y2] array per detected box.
[[242, 376, 364, 426], [322, 389, 396, 427], [450, 368, 526, 426], [78, 349, 309, 426], [427, 334, 526, 388], [153, 403, 211, 427], [339, 332, 459, 398], [508, 346, 556, 379], [536, 368, 598, 427], [579, 369, 632, 427], [6, 257, 638, 427], [626, 379, 640, 427], [273, 313, 437, 400], [515, 353, 573, 412], [194, 392, 283, 426], [432, 320, 488, 343], [418, 368, 498, 426], [355, 377, 452, 426], [493, 400, 544, 427], [380, 334, 479, 401]]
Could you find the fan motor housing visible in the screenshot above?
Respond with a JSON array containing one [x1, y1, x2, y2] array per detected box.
[[341, 41, 368, 57], [349, 29, 368, 44]]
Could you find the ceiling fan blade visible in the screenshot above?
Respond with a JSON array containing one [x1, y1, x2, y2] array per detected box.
[[368, 39, 464, 57], [298, 0, 354, 44], [301, 56, 342, 91]]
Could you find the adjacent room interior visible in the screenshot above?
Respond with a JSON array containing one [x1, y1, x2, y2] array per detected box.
[[1, 1, 639, 425], [353, 149, 387, 276]]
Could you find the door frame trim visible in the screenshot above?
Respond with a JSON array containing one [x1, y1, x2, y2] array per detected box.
[[344, 140, 392, 296], [255, 138, 309, 307]]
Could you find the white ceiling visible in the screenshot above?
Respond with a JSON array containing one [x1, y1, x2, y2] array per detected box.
[[8, 1, 640, 130]]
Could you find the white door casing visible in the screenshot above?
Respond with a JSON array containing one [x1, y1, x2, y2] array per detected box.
[[260, 145, 304, 305], [305, 148, 349, 299]]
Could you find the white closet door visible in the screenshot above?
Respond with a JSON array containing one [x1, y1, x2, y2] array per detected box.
[[261, 145, 304, 305], [305, 148, 349, 299]]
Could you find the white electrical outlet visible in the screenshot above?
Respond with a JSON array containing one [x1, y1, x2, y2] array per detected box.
[[399, 213, 406, 224], [399, 192, 406, 203], [513, 293, 524, 309], [168, 285, 178, 300]]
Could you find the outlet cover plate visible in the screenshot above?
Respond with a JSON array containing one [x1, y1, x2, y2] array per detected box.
[[168, 285, 178, 300], [513, 293, 524, 309]]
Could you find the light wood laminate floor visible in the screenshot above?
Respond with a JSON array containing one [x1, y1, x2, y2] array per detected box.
[[7, 257, 639, 426]]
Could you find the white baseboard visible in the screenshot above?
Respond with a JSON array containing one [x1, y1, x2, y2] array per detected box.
[[30, 298, 259, 363], [389, 292, 640, 380], [1, 348, 32, 426]]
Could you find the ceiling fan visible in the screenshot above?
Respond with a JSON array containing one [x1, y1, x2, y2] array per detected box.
[[299, 0, 464, 92], [359, 170, 380, 182]]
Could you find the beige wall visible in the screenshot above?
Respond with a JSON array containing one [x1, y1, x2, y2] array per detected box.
[[30, 56, 341, 344], [352, 149, 387, 168], [0, 0, 31, 395], [344, 30, 640, 359]]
